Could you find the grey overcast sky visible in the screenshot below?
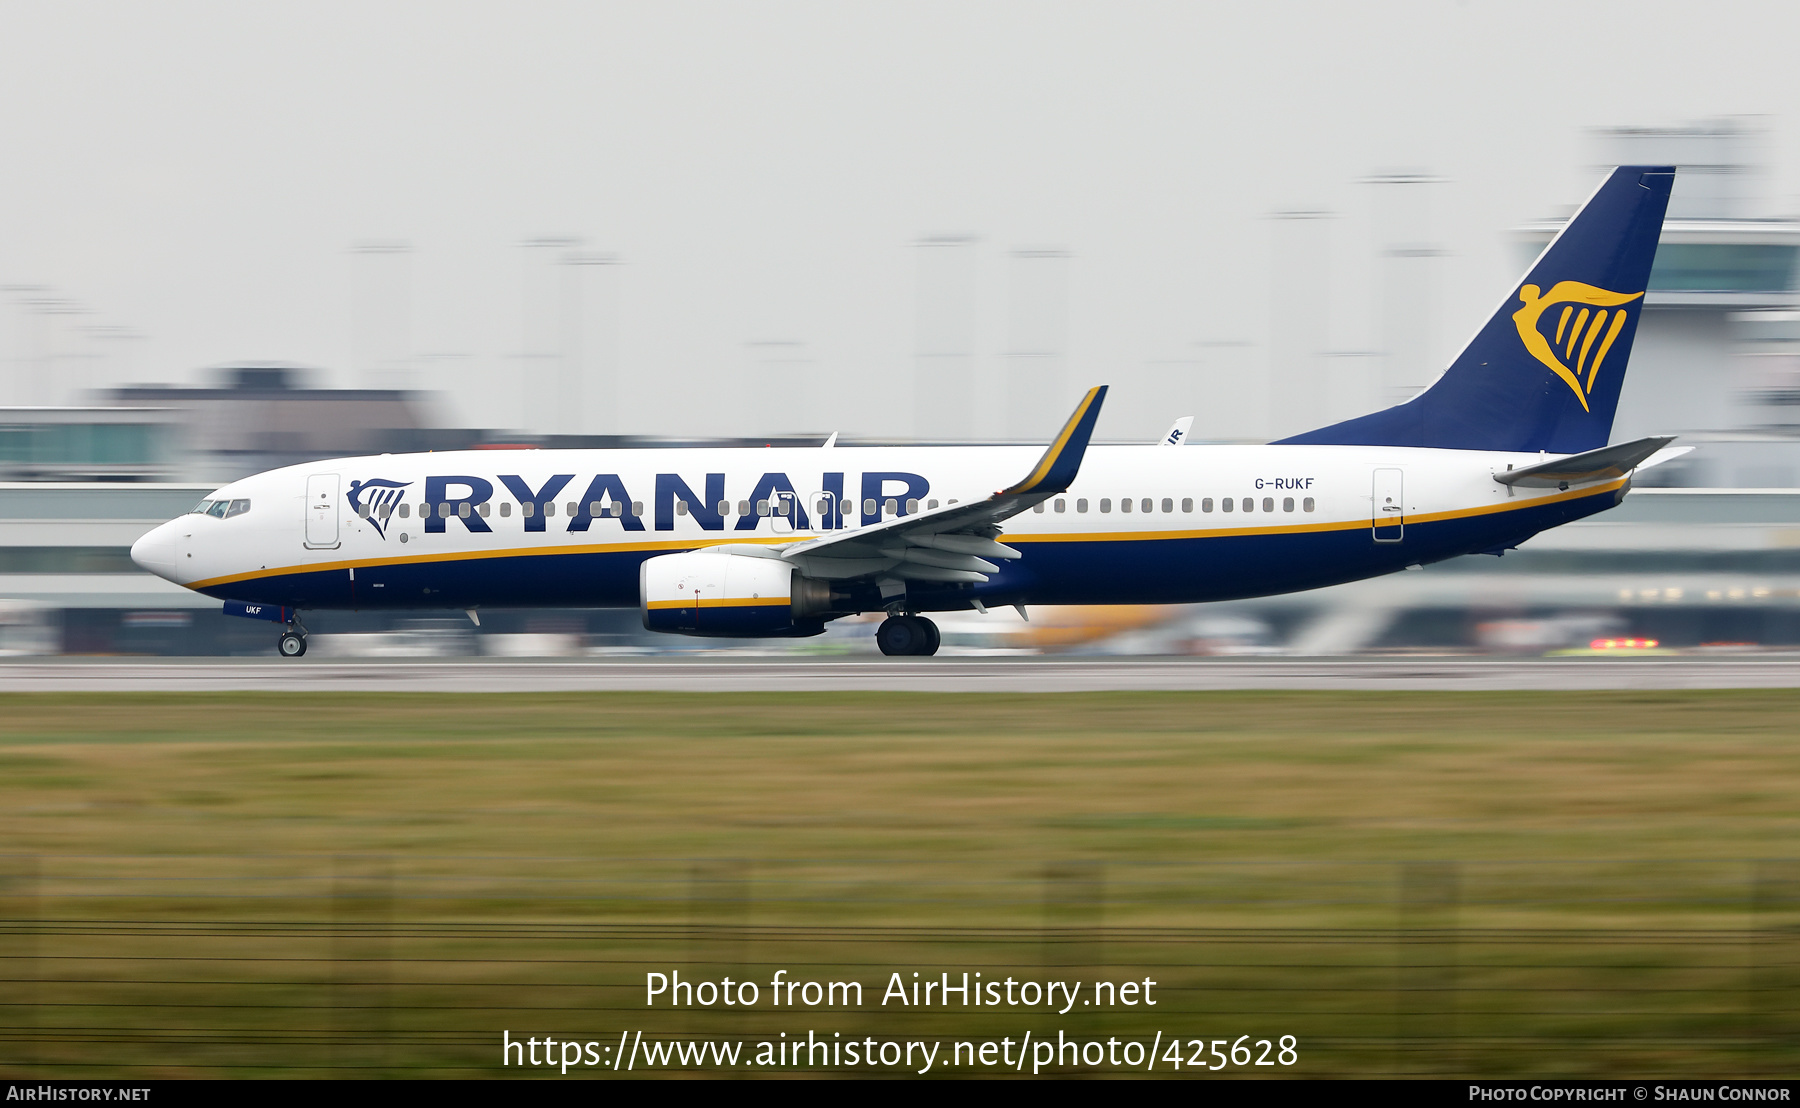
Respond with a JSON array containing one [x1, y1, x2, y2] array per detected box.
[[3, 1, 1798, 438]]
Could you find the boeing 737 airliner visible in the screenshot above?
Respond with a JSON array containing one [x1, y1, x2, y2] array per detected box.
[[131, 166, 1684, 658]]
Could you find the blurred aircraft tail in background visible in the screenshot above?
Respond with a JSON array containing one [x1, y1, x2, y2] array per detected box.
[[1279, 165, 1676, 455]]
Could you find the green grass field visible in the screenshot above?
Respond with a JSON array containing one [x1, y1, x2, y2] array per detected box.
[[1, 690, 1796, 1077]]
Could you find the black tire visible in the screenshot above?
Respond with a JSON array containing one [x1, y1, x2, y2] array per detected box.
[[919, 617, 941, 656], [876, 616, 923, 657], [278, 631, 307, 658]]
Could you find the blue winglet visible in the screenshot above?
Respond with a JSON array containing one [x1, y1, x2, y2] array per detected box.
[[1000, 385, 1108, 497]]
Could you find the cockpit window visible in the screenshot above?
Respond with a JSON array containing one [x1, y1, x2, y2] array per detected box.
[[189, 499, 213, 515], [224, 499, 251, 518], [205, 500, 230, 518]]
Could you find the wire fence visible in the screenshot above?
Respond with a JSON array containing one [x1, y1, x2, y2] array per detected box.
[[0, 856, 1795, 1076]]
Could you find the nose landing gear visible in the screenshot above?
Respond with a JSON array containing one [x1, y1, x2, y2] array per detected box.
[[876, 615, 940, 657]]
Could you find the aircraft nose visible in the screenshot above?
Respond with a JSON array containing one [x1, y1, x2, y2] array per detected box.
[[130, 522, 179, 580]]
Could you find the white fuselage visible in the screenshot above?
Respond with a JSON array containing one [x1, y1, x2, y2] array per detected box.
[[128, 442, 1624, 616]]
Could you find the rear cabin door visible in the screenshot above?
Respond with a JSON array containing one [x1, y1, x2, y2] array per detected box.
[[1371, 468, 1404, 543], [305, 473, 341, 549]]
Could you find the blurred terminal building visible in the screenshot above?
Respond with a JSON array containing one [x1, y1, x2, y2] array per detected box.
[[4, 120, 1800, 656]]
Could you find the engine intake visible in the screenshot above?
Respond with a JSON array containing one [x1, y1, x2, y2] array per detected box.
[[640, 549, 828, 638]]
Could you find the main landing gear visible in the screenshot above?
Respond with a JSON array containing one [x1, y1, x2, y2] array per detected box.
[[876, 615, 940, 657], [277, 615, 308, 658]]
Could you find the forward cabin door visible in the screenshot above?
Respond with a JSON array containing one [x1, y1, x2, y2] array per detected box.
[[305, 473, 341, 549], [1371, 468, 1404, 543]]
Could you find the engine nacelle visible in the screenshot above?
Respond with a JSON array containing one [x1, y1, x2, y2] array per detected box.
[[640, 549, 830, 637]]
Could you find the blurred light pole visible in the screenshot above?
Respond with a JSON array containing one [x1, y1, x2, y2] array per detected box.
[[1364, 171, 1447, 406], [351, 241, 413, 392], [913, 234, 978, 441], [561, 250, 620, 437], [1268, 209, 1332, 439], [1006, 248, 1070, 439]]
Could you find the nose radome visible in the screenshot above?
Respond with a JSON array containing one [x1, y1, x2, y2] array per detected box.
[[130, 522, 178, 579]]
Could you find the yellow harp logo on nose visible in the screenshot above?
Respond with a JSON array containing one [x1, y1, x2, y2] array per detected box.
[[1511, 282, 1644, 411]]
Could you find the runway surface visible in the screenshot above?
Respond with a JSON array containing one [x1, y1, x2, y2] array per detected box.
[[1, 654, 1798, 691]]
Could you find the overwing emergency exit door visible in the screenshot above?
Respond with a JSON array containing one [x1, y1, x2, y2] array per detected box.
[[770, 491, 797, 534], [305, 473, 341, 549], [1372, 468, 1404, 543]]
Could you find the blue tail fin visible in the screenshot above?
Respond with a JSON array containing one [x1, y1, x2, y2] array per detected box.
[[1277, 165, 1674, 453]]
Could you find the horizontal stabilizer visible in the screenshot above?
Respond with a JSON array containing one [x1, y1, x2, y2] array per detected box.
[[1494, 435, 1675, 488]]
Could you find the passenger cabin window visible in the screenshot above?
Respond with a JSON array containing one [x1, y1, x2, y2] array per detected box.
[[906, 498, 920, 514], [378, 504, 392, 520], [439, 503, 452, 519], [457, 503, 471, 518], [1283, 497, 1294, 512], [737, 500, 750, 516], [1141, 498, 1153, 513], [521, 502, 534, 518], [478, 503, 491, 518], [1262, 497, 1274, 513], [1200, 498, 1211, 512], [862, 498, 877, 516], [927, 499, 939, 509], [1120, 498, 1132, 513], [1303, 497, 1315, 512], [499, 502, 512, 518], [1076, 498, 1088, 513], [676, 500, 689, 516], [1033, 502, 1045, 512], [884, 498, 898, 515], [1162, 498, 1174, 513], [1221, 498, 1233, 513], [756, 500, 770, 516], [1055, 498, 1066, 513], [1242, 498, 1253, 512], [1099, 498, 1112, 513], [398, 503, 410, 519], [544, 503, 556, 517]]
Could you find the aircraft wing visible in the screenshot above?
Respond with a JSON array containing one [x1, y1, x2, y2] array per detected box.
[[1493, 435, 1678, 488], [778, 386, 1108, 585]]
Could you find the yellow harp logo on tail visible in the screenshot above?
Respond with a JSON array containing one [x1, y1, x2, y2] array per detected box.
[[1511, 282, 1644, 411]]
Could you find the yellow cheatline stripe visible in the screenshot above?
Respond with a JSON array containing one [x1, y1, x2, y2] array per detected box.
[[186, 478, 1625, 591], [185, 534, 791, 591], [645, 597, 784, 610], [1003, 386, 1101, 495], [1004, 478, 1626, 545]]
